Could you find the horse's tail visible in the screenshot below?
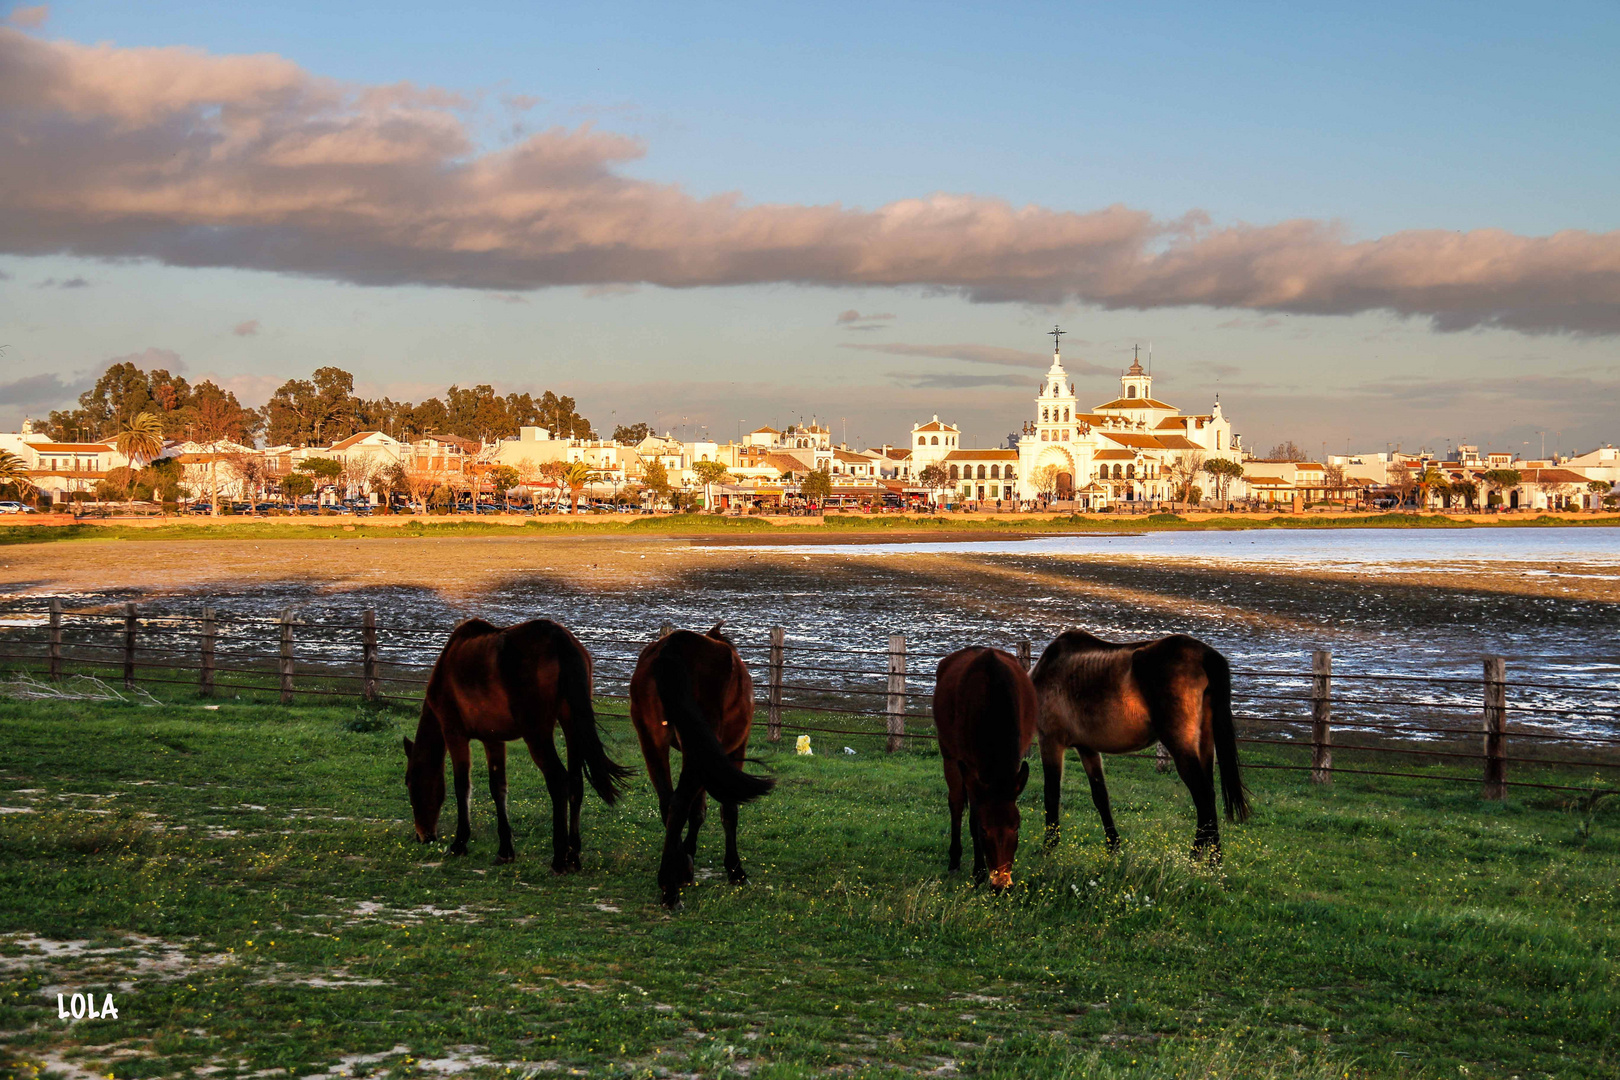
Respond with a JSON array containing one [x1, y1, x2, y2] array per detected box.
[[652, 643, 774, 806], [555, 631, 633, 806], [1204, 647, 1251, 823]]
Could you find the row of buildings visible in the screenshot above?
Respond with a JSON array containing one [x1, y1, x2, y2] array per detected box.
[[3, 338, 1616, 511]]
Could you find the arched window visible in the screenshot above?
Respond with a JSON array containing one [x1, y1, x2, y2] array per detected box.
[[1063, 408, 1070, 422], [977, 465, 987, 479], [1126, 464, 1136, 479], [990, 465, 1000, 479], [1216, 432, 1223, 450], [1006, 466, 1016, 480], [949, 464, 959, 480], [917, 435, 926, 446], [1128, 385, 1137, 398], [1042, 408, 1049, 422], [931, 436, 939, 445], [1113, 464, 1123, 479]]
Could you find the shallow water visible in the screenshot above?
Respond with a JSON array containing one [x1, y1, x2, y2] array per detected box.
[[759, 525, 1620, 572], [2, 527, 1616, 739]]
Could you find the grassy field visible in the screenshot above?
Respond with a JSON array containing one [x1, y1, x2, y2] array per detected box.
[[1, 695, 1616, 1079], [4, 510, 1619, 547]]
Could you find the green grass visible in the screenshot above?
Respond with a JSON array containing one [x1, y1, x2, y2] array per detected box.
[[5, 510, 1619, 547], [0, 697, 1616, 1079]]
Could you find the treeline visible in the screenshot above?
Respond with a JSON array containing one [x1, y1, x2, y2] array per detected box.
[[47, 362, 597, 448]]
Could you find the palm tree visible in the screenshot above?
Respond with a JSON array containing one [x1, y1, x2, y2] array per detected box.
[[0, 449, 36, 499], [561, 460, 600, 512], [114, 413, 166, 471]]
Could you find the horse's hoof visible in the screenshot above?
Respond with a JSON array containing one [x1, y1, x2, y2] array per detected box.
[[681, 856, 696, 885], [494, 854, 515, 866], [1043, 830, 1060, 849], [662, 895, 684, 912], [728, 866, 749, 885], [447, 842, 469, 857]]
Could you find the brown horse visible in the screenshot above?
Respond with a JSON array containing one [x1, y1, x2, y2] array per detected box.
[[932, 647, 1038, 890], [404, 618, 632, 870], [629, 624, 774, 908], [1033, 630, 1249, 859]]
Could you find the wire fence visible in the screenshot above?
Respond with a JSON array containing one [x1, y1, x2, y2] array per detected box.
[[1, 597, 1617, 799]]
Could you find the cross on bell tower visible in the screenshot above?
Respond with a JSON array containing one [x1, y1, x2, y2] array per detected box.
[[1049, 325, 1065, 355]]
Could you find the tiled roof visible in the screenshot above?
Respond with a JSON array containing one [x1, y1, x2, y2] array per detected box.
[[943, 448, 1017, 461], [1155, 435, 1202, 450], [912, 420, 958, 432], [1094, 397, 1178, 410], [329, 431, 391, 452], [1093, 449, 1135, 461]]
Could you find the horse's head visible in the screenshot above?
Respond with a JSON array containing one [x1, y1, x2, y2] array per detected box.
[[977, 761, 1030, 891], [402, 736, 444, 842]]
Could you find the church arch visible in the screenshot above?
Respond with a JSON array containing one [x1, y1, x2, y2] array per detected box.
[[990, 464, 1000, 479], [931, 436, 939, 445], [949, 464, 959, 480], [1128, 385, 1137, 398], [1126, 464, 1136, 479]]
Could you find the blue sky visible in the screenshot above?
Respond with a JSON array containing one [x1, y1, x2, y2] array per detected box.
[[3, 1, 1618, 454]]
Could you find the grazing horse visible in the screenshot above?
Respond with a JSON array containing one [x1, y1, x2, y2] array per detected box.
[[932, 647, 1038, 890], [404, 618, 631, 870], [629, 624, 774, 908], [1033, 630, 1249, 859]]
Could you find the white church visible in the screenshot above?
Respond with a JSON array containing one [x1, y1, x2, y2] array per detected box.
[[910, 333, 1244, 507], [1017, 337, 1242, 505]]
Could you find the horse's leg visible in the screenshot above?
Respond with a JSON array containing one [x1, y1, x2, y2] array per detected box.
[[445, 733, 473, 857], [1172, 746, 1221, 862], [565, 742, 584, 872], [485, 740, 514, 864], [681, 791, 707, 883], [1041, 736, 1067, 847], [968, 799, 987, 884], [721, 800, 747, 884], [1078, 749, 1121, 852], [943, 756, 966, 872], [658, 767, 703, 908], [523, 733, 573, 874]]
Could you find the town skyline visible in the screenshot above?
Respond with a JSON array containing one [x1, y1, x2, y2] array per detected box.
[[3, 3, 1618, 455]]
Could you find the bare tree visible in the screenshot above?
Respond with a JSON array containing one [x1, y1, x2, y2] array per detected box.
[[1166, 451, 1206, 504], [1386, 462, 1416, 510]]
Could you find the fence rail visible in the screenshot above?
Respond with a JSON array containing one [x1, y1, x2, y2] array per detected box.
[[2, 598, 1618, 799]]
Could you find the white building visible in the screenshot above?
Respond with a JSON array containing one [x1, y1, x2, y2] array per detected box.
[[1014, 343, 1242, 506]]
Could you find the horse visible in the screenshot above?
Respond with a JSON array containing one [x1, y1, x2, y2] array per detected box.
[[932, 646, 1038, 890], [403, 618, 632, 870], [1032, 630, 1250, 860], [628, 623, 774, 908]]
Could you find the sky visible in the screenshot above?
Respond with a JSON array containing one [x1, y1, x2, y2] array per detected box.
[[2, 1, 1618, 456]]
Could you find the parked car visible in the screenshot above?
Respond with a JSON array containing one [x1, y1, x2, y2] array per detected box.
[[0, 501, 38, 514]]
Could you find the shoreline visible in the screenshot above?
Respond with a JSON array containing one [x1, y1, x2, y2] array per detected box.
[[4, 508, 1619, 546]]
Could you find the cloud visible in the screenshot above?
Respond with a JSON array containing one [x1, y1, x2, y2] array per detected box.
[[889, 372, 1025, 390], [836, 309, 896, 324], [841, 341, 1110, 376], [3, 29, 1620, 336], [35, 275, 88, 288], [232, 318, 261, 336], [1190, 360, 1243, 378], [484, 292, 527, 304], [0, 369, 82, 405], [6, 5, 46, 29], [583, 283, 639, 298]]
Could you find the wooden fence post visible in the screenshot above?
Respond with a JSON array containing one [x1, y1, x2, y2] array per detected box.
[[1017, 639, 1031, 671], [767, 626, 784, 742], [123, 602, 137, 689], [200, 607, 216, 698], [47, 597, 62, 681], [1155, 742, 1171, 772], [362, 609, 379, 703], [1482, 655, 1507, 800], [659, 622, 675, 639], [279, 609, 296, 705], [1311, 649, 1333, 784], [886, 633, 907, 753]]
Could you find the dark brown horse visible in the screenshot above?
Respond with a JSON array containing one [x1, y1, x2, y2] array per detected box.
[[932, 647, 1038, 890], [404, 618, 631, 870], [629, 624, 774, 908], [1033, 630, 1249, 859]]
